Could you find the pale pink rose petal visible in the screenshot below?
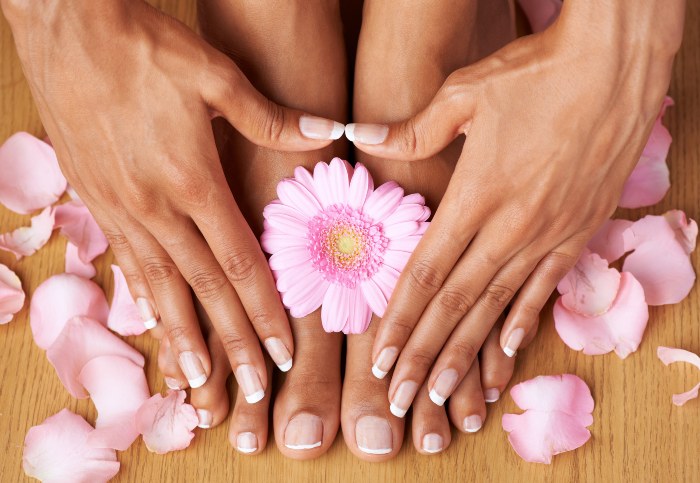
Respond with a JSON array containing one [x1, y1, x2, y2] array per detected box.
[[80, 355, 150, 450], [30, 274, 110, 349], [517, 0, 562, 33], [502, 374, 593, 464], [0, 263, 25, 324], [135, 390, 198, 454], [107, 264, 147, 336], [587, 219, 634, 263], [23, 409, 119, 483], [0, 206, 55, 259], [619, 97, 673, 209], [0, 132, 67, 214], [46, 316, 144, 398], [554, 272, 649, 358], [657, 346, 700, 406], [54, 201, 108, 263], [557, 250, 621, 316], [65, 242, 96, 278], [622, 211, 697, 305]]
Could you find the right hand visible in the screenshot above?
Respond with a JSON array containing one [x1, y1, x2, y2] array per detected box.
[[3, 0, 344, 399]]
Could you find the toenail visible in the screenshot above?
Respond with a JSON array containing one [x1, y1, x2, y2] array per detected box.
[[356, 416, 392, 455], [264, 337, 293, 372], [463, 415, 483, 433], [503, 328, 525, 357], [136, 297, 157, 329], [236, 432, 258, 454], [178, 351, 207, 389], [371, 347, 398, 379], [284, 413, 323, 450], [422, 433, 444, 454], [389, 380, 419, 418], [235, 364, 265, 404], [484, 388, 500, 403], [164, 377, 182, 390], [428, 368, 459, 406], [299, 115, 345, 141], [196, 409, 212, 429]]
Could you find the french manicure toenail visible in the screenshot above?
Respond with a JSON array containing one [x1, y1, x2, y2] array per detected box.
[[429, 368, 459, 406], [264, 337, 293, 372], [484, 388, 500, 403], [164, 377, 181, 390], [463, 415, 483, 433], [196, 409, 212, 429], [136, 297, 157, 329], [422, 433, 444, 453], [299, 115, 345, 140], [178, 351, 207, 388], [372, 347, 398, 379], [235, 364, 265, 404], [344, 123, 389, 144], [503, 328, 525, 357], [237, 432, 258, 454], [284, 413, 323, 450], [356, 416, 393, 455], [389, 380, 419, 418]]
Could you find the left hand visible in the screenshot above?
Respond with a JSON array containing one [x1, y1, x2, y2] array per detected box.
[[347, 1, 684, 410]]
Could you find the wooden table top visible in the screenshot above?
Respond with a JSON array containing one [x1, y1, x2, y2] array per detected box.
[[1, 1, 699, 482]]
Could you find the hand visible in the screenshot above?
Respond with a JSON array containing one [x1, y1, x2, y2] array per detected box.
[[3, 0, 344, 399], [347, 0, 684, 409]]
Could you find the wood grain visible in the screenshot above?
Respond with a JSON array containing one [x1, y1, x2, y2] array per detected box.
[[1, 2, 699, 482]]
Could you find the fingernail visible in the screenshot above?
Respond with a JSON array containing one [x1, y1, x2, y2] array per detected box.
[[236, 432, 258, 454], [235, 364, 265, 404], [503, 328, 525, 357], [264, 337, 293, 372], [299, 115, 345, 140], [428, 368, 459, 406], [422, 433, 444, 454], [372, 347, 398, 379], [355, 416, 392, 455], [345, 123, 389, 145], [389, 380, 419, 418], [164, 377, 182, 390], [484, 388, 500, 403], [178, 351, 207, 388], [196, 409, 212, 429], [136, 297, 157, 329], [284, 413, 323, 450], [463, 415, 483, 433]]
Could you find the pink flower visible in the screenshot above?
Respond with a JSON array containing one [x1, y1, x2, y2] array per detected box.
[[0, 263, 25, 324], [135, 390, 199, 454], [261, 158, 429, 334], [0, 206, 55, 259], [657, 346, 700, 406], [502, 374, 594, 464], [54, 200, 109, 268], [107, 264, 147, 336]]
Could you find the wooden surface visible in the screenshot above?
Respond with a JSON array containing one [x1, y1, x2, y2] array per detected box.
[[1, 2, 699, 482]]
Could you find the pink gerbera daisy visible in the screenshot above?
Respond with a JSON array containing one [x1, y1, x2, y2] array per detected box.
[[261, 158, 430, 334]]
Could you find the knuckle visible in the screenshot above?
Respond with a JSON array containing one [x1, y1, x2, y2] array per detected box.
[[406, 349, 436, 372], [514, 301, 542, 326], [407, 260, 444, 294], [219, 331, 248, 355], [540, 250, 578, 283], [260, 99, 286, 143], [187, 268, 228, 302], [397, 117, 420, 155], [449, 339, 479, 364], [248, 308, 275, 334], [167, 168, 212, 210], [103, 230, 131, 253], [478, 282, 515, 312], [435, 286, 475, 316], [142, 256, 178, 286], [165, 324, 191, 348], [221, 250, 257, 284], [385, 314, 417, 339]]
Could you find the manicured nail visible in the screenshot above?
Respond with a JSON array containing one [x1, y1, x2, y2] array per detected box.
[[136, 297, 157, 329], [164, 377, 182, 390], [372, 347, 398, 379], [284, 413, 323, 450], [484, 388, 500, 403], [389, 380, 419, 418], [299, 115, 345, 140], [356, 416, 392, 455], [345, 123, 389, 145], [428, 368, 459, 406], [196, 409, 212, 429], [422, 433, 444, 454], [503, 328, 525, 357], [264, 337, 293, 372], [463, 415, 483, 433], [235, 364, 265, 404], [236, 432, 258, 454], [178, 351, 207, 388]]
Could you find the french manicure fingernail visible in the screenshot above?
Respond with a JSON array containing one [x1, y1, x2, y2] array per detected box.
[[264, 337, 293, 372], [284, 413, 323, 450], [237, 432, 258, 454], [484, 388, 500, 403], [428, 368, 459, 406], [389, 380, 419, 418], [503, 328, 525, 357], [463, 415, 483, 433], [164, 377, 182, 390], [196, 409, 212, 429], [136, 297, 157, 329], [372, 347, 398, 379], [422, 433, 444, 454], [178, 351, 207, 388], [235, 364, 265, 404], [356, 416, 393, 455], [299, 115, 345, 140], [345, 123, 389, 144]]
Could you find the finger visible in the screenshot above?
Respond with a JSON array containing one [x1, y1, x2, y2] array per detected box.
[[480, 319, 516, 403], [447, 357, 486, 434]]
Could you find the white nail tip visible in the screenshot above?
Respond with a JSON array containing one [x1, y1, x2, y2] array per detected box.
[[503, 346, 516, 357], [143, 318, 157, 330], [464, 426, 482, 433], [485, 395, 500, 403], [344, 124, 356, 142], [278, 359, 293, 372], [245, 389, 265, 404], [197, 423, 211, 429], [423, 447, 444, 454], [428, 389, 446, 406], [285, 441, 322, 450], [237, 446, 257, 454], [389, 403, 407, 418], [358, 446, 392, 455], [330, 122, 345, 140], [188, 374, 207, 389], [165, 380, 181, 390], [372, 365, 387, 379]]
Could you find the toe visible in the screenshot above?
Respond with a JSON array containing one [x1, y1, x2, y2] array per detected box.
[[447, 357, 486, 434], [228, 361, 273, 455], [480, 322, 516, 403], [157, 335, 188, 391], [189, 332, 232, 429], [411, 381, 451, 455]]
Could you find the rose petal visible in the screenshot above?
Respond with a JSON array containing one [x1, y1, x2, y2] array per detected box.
[[557, 250, 621, 316], [0, 132, 67, 214], [517, 0, 562, 33], [106, 265, 147, 336], [657, 346, 700, 406], [0, 206, 55, 259], [587, 219, 634, 263], [23, 409, 119, 483], [65, 242, 96, 278], [135, 390, 198, 454], [0, 263, 25, 324], [54, 201, 108, 263]]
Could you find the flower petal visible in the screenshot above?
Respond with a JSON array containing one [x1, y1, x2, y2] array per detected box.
[[260, 232, 307, 254], [283, 271, 329, 310], [383, 204, 431, 226], [401, 193, 425, 205], [342, 287, 373, 334], [135, 390, 198, 454], [263, 201, 309, 224], [587, 219, 633, 263], [517, 0, 562, 33], [65, 242, 96, 278], [0, 206, 55, 259], [54, 201, 109, 263], [387, 235, 423, 253], [657, 346, 700, 406], [265, 212, 310, 238], [321, 283, 349, 332], [269, 245, 311, 271], [289, 276, 327, 319], [326, 157, 350, 205], [0, 263, 25, 324], [361, 278, 388, 317], [363, 181, 404, 222], [382, 249, 412, 273], [556, 250, 621, 316], [275, 263, 319, 293], [347, 163, 372, 209], [277, 179, 322, 218], [509, 373, 595, 417], [107, 264, 146, 336], [383, 221, 421, 239]]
